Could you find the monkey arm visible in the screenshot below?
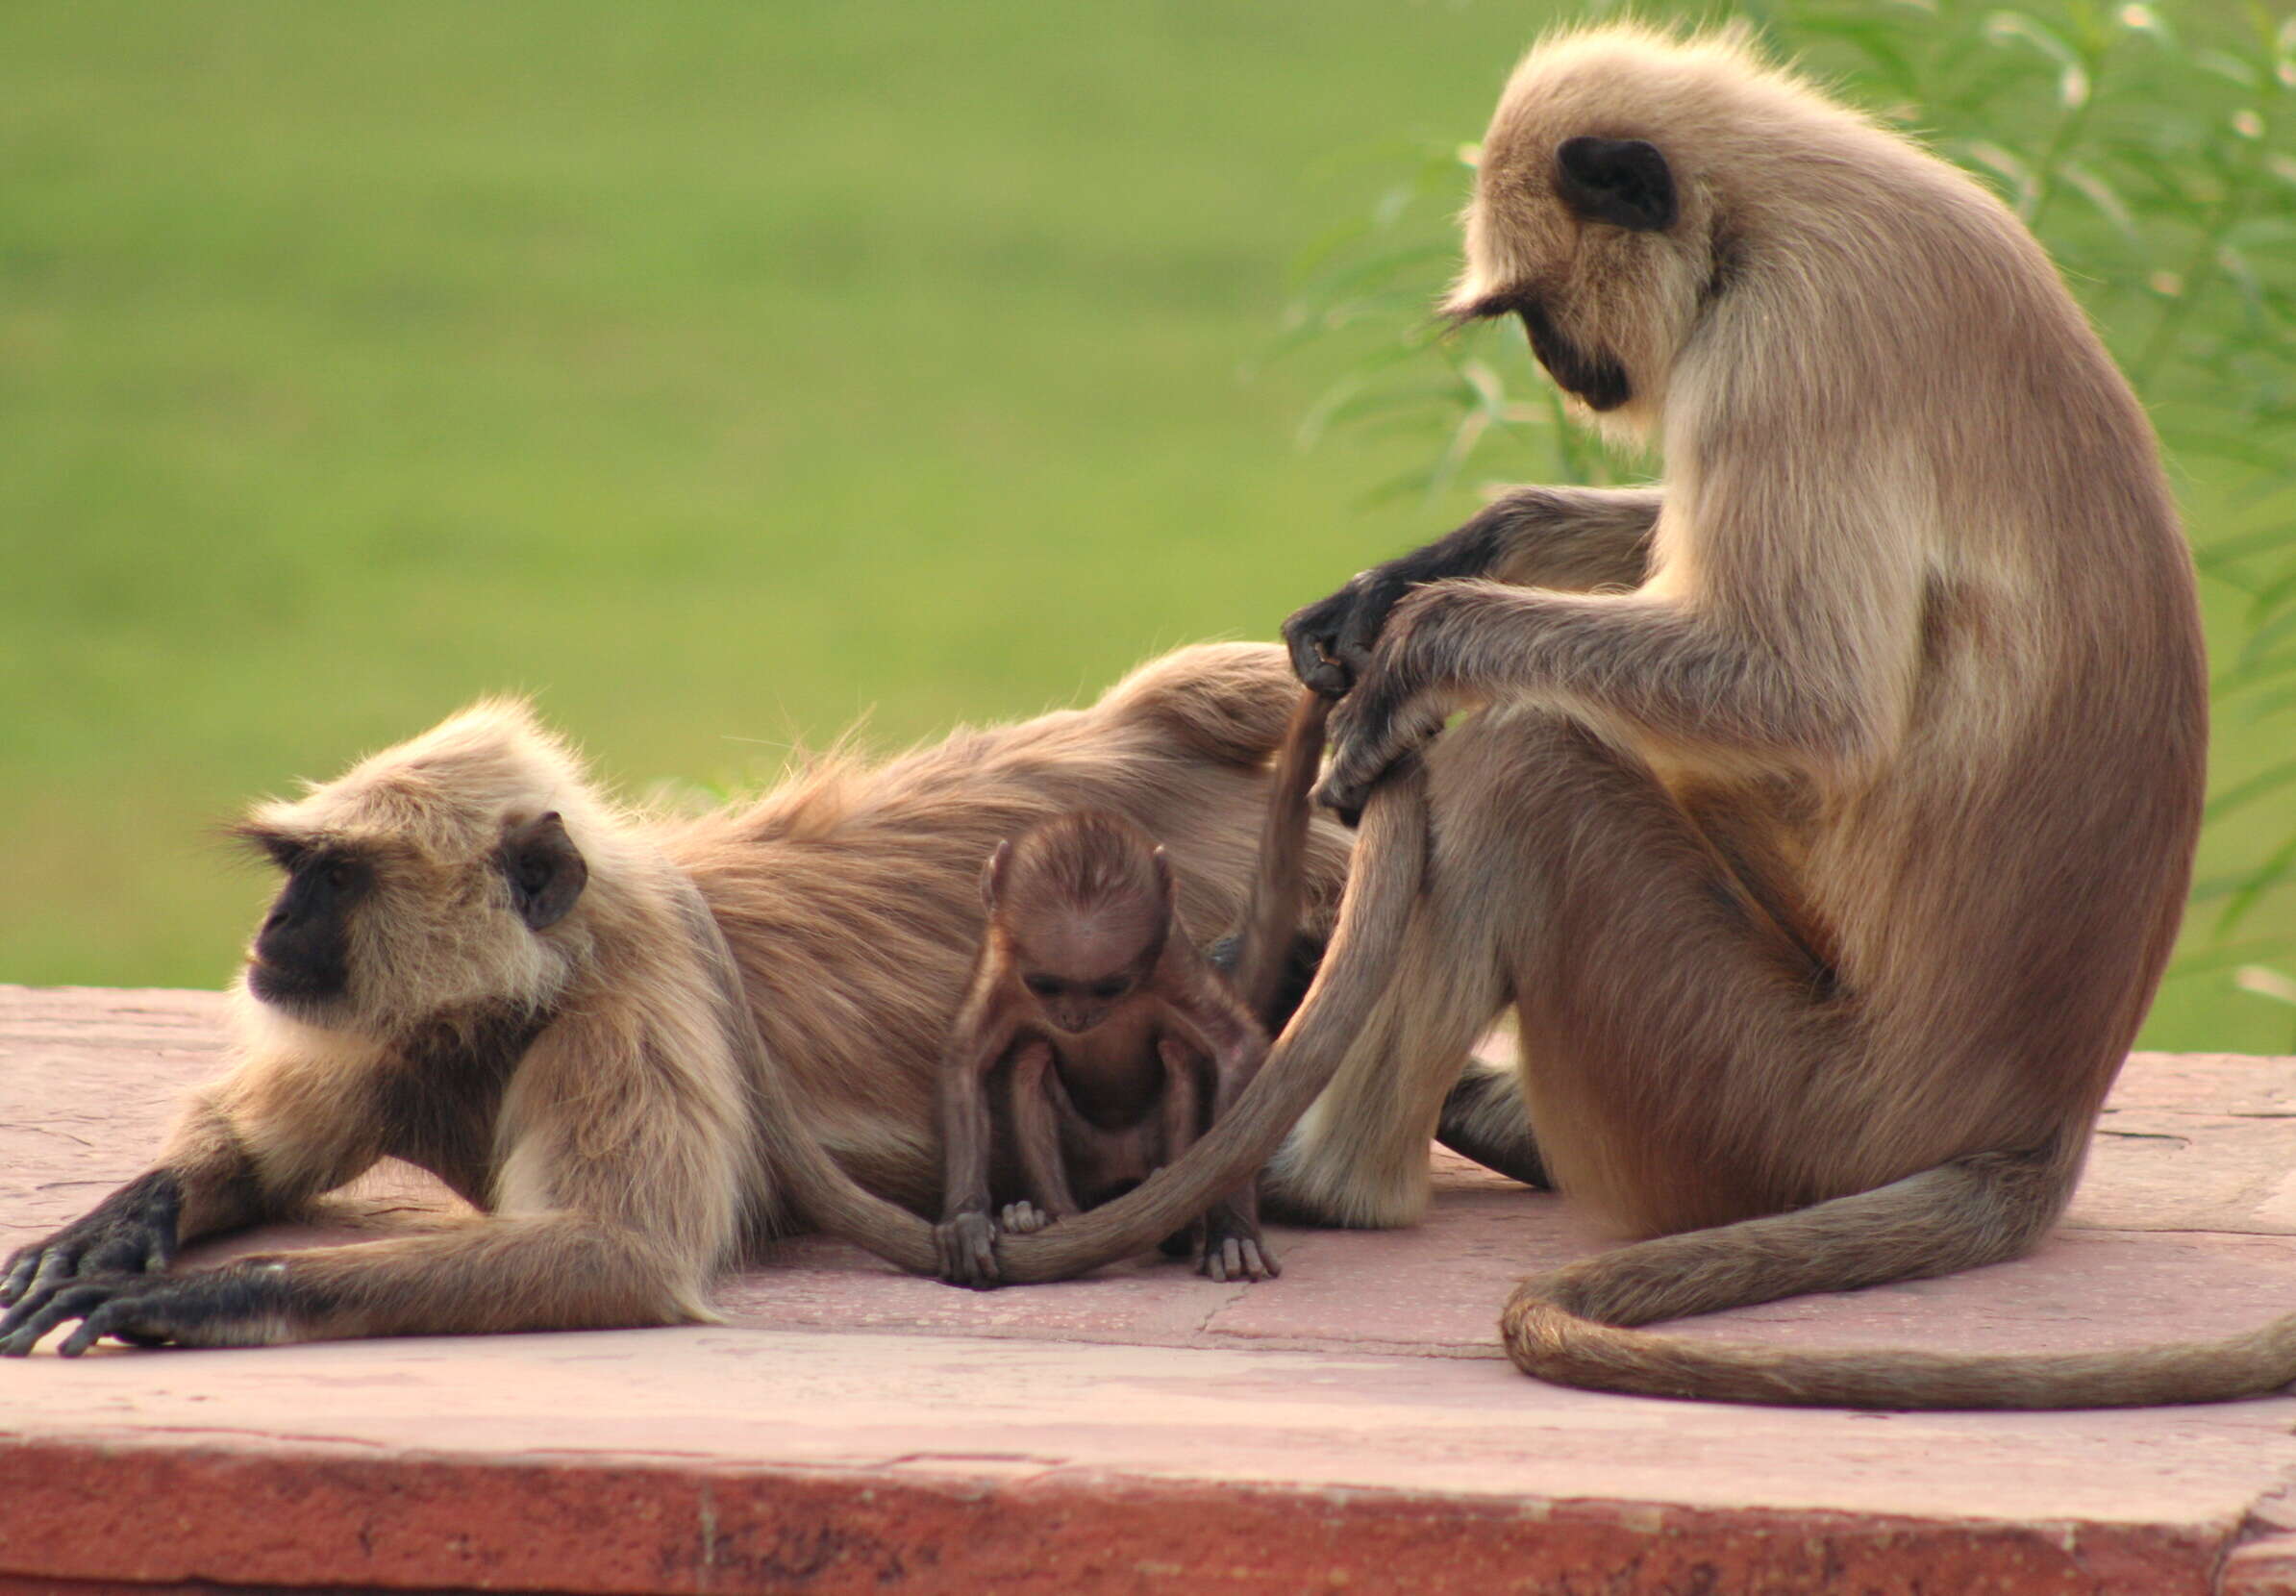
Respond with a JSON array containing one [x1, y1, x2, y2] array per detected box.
[[0, 1215, 708, 1355], [0, 1035, 397, 1346], [1160, 993, 1280, 1284], [1285, 486, 1662, 696], [934, 1006, 1023, 1286], [3, 998, 745, 1354], [1319, 580, 1887, 819]]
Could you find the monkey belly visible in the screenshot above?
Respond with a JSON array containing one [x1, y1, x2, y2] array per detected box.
[[1055, 1114, 1168, 1208]]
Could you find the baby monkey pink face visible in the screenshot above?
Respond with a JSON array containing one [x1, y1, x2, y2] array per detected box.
[[987, 815, 1173, 1036]]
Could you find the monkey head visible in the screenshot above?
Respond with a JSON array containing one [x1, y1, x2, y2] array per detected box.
[[229, 702, 599, 1035], [1445, 27, 1736, 432], [984, 812, 1175, 1036]]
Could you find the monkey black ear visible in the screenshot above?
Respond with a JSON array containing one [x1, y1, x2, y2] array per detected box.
[[499, 811, 587, 932], [1554, 137, 1676, 232], [982, 839, 1013, 910]]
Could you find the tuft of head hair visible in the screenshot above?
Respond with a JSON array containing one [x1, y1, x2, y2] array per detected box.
[[230, 699, 620, 1033], [999, 811, 1166, 915], [1445, 22, 1970, 435], [237, 699, 588, 861]]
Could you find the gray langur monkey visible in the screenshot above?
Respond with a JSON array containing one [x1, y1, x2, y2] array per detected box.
[[958, 25, 2251, 1409], [0, 644, 1350, 1352]]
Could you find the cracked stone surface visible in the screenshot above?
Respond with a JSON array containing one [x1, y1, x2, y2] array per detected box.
[[5, 984, 2296, 1594]]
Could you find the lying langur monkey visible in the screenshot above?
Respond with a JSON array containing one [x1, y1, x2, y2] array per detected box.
[[933, 692, 1331, 1286], [921, 26, 2259, 1408], [0, 644, 1350, 1352]]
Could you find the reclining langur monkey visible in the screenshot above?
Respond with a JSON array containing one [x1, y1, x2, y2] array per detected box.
[[0, 644, 1350, 1352], [908, 26, 2270, 1409]]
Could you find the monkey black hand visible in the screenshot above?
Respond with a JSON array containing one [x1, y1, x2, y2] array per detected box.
[[1315, 587, 1459, 821], [1318, 682, 1445, 825], [1285, 568, 1419, 698], [0, 1262, 294, 1356], [0, 1170, 181, 1317], [934, 1212, 1002, 1289]]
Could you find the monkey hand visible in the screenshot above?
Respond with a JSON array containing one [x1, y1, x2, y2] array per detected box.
[[0, 1260, 297, 1357], [1285, 565, 1422, 697], [1196, 1210, 1280, 1284], [1318, 680, 1446, 826], [0, 1171, 181, 1319], [1315, 586, 1463, 821], [934, 1211, 1003, 1289]]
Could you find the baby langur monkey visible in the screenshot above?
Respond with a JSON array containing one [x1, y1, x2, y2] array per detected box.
[[934, 691, 1331, 1287]]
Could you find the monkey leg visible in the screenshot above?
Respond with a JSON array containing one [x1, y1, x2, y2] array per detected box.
[[1393, 711, 2139, 1404], [1264, 732, 1515, 1229], [1435, 1059, 1550, 1188]]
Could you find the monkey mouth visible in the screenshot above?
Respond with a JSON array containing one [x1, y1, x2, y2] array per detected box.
[[247, 958, 346, 1010], [1518, 303, 1632, 411]]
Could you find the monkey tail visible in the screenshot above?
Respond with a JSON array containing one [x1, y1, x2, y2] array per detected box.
[[673, 878, 946, 1277], [1499, 1152, 2296, 1409], [1230, 689, 1333, 1027], [992, 752, 1429, 1283]]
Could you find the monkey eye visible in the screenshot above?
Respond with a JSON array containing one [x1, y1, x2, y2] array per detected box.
[[1024, 975, 1063, 998], [1088, 979, 1128, 1000]]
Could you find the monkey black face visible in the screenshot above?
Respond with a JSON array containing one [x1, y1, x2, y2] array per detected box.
[[245, 840, 368, 1010], [1517, 300, 1633, 411], [1023, 972, 1134, 1035]]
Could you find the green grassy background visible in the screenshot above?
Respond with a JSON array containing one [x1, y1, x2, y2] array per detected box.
[[4, 1, 2287, 1050]]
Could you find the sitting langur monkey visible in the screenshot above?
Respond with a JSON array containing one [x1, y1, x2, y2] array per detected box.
[[928, 27, 2285, 1409], [933, 692, 1330, 1286], [0, 645, 1349, 1353]]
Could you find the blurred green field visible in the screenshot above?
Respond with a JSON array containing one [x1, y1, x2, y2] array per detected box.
[[3, 2, 2289, 1050]]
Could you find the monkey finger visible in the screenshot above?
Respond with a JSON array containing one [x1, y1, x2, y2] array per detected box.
[[0, 1283, 121, 1357], [967, 1234, 1001, 1289], [0, 1248, 37, 1307], [23, 1245, 87, 1305], [1283, 598, 1357, 696], [57, 1293, 192, 1357], [0, 1259, 82, 1339], [1332, 587, 1406, 688]]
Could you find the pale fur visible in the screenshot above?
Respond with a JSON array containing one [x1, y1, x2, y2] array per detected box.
[[1027, 26, 2226, 1408], [3, 644, 1352, 1345]]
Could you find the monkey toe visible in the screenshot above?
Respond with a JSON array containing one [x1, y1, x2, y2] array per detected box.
[[934, 1215, 1002, 1289], [999, 1203, 1052, 1235], [1199, 1233, 1280, 1284]]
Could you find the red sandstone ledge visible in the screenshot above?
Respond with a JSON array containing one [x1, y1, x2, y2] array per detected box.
[[5, 984, 2296, 1595]]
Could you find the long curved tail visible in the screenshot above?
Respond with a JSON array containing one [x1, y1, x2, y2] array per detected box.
[[1500, 1152, 2296, 1409], [676, 876, 943, 1277], [682, 758, 1426, 1284], [1230, 689, 1333, 1028]]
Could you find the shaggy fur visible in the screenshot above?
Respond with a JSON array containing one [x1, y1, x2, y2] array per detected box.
[[1021, 24, 2223, 1408], [0, 644, 1350, 1349]]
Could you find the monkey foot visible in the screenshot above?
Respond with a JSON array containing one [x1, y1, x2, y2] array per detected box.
[[999, 1202, 1056, 1234]]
